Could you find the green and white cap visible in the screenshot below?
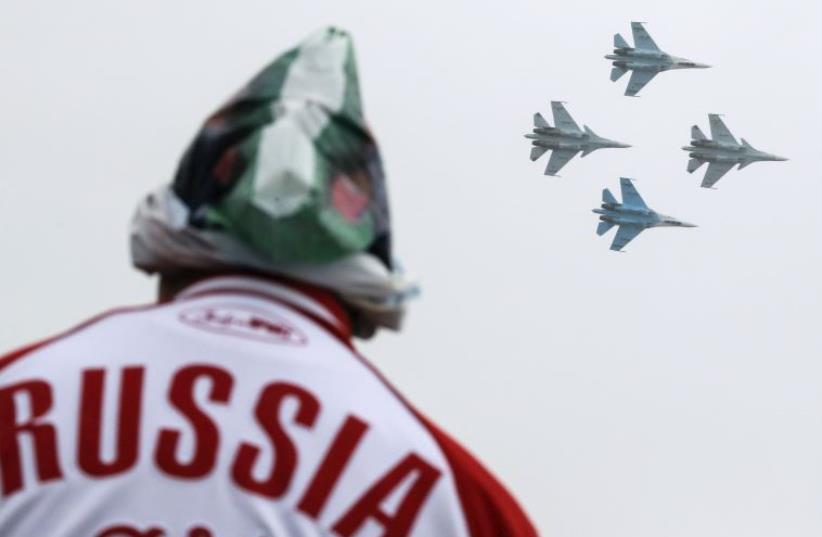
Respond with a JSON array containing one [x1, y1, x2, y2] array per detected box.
[[172, 27, 392, 267]]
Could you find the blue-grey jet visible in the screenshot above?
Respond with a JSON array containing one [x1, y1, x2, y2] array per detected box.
[[683, 114, 788, 188], [525, 101, 630, 176], [593, 178, 696, 251], [606, 22, 710, 97]]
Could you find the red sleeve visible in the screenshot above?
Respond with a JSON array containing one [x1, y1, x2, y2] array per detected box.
[[420, 417, 539, 537], [346, 347, 539, 536]]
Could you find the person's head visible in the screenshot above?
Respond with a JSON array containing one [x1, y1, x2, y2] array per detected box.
[[130, 27, 416, 337]]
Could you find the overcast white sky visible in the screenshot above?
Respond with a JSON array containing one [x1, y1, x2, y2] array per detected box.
[[1, 1, 821, 535]]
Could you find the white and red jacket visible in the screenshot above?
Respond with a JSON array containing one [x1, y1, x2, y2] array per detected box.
[[0, 275, 538, 537]]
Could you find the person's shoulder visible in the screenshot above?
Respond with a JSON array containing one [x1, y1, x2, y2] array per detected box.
[[417, 417, 540, 537], [342, 352, 539, 536], [0, 301, 167, 375]]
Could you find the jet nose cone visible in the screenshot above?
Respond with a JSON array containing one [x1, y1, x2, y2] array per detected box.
[[680, 60, 711, 69], [773, 155, 789, 162], [680, 221, 698, 228], [604, 140, 631, 149]]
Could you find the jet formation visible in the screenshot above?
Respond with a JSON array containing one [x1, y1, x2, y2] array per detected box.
[[522, 22, 789, 251], [683, 114, 788, 188], [525, 101, 630, 176], [593, 178, 696, 251], [606, 22, 710, 96]]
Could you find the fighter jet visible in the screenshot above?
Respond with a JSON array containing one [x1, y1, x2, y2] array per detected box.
[[606, 22, 710, 97], [525, 101, 630, 176], [593, 178, 696, 251], [683, 114, 788, 189]]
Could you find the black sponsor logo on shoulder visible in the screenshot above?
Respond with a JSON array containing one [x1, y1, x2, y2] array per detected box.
[[179, 304, 307, 345]]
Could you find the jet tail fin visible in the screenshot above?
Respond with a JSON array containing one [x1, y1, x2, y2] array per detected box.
[[534, 113, 550, 129], [597, 221, 616, 236], [610, 66, 628, 82], [530, 146, 548, 161], [691, 125, 707, 141], [602, 188, 618, 205], [687, 158, 705, 173], [614, 33, 631, 49]]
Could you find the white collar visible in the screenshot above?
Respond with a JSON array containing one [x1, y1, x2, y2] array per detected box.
[[175, 275, 347, 335]]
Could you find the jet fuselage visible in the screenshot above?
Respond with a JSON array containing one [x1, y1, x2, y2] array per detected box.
[[525, 131, 626, 152], [593, 204, 693, 229], [682, 144, 785, 165], [606, 49, 672, 72], [609, 47, 665, 59], [685, 139, 739, 150], [608, 46, 714, 72], [592, 205, 658, 228]]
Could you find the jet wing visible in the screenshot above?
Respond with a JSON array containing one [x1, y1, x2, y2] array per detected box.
[[550, 102, 582, 135], [631, 22, 660, 51], [610, 224, 644, 251], [701, 161, 735, 188], [544, 149, 579, 176], [625, 70, 657, 97], [619, 177, 649, 209], [708, 114, 739, 146]]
